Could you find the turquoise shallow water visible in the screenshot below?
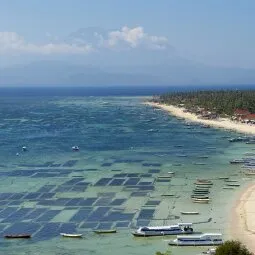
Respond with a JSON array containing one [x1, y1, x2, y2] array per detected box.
[[0, 96, 254, 255]]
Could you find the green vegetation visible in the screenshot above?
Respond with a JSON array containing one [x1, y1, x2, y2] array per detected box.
[[215, 240, 253, 255], [154, 90, 255, 115], [155, 251, 172, 255]]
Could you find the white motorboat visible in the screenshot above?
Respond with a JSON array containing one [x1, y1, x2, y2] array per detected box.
[[60, 233, 82, 238], [72, 146, 79, 151], [168, 233, 223, 246], [202, 248, 216, 254], [132, 223, 193, 237], [180, 211, 199, 215]]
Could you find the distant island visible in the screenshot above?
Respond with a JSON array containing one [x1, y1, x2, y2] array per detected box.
[[147, 90, 255, 134]]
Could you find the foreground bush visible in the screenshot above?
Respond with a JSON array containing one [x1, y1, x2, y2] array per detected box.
[[215, 240, 253, 255]]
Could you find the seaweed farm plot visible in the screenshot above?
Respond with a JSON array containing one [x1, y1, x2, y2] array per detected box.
[[0, 164, 172, 242]]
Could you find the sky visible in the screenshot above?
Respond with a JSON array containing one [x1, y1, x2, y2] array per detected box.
[[1, 0, 255, 70]]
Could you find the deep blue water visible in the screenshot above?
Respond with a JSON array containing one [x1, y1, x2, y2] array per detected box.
[[0, 85, 254, 96], [0, 92, 252, 255]]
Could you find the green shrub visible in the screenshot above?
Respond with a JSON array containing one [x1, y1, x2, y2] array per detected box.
[[215, 240, 253, 255]]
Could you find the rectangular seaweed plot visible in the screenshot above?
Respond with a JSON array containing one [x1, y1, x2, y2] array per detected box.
[[115, 222, 130, 228], [124, 178, 140, 186], [103, 212, 134, 222], [58, 223, 77, 233], [94, 178, 112, 186], [70, 209, 92, 222], [37, 185, 56, 193], [35, 222, 61, 239], [80, 222, 98, 229], [78, 198, 97, 206], [1, 208, 34, 223], [94, 197, 112, 206], [39, 193, 55, 199], [96, 222, 112, 230], [36, 210, 61, 222], [23, 209, 47, 220], [9, 193, 26, 200], [0, 207, 18, 219], [108, 179, 126, 186], [23, 192, 42, 200], [148, 169, 161, 173], [65, 198, 85, 207], [63, 178, 84, 185], [86, 207, 110, 222], [3, 222, 41, 235], [110, 199, 126, 206], [138, 209, 155, 219]]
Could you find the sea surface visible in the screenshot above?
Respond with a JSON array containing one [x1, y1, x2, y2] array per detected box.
[[0, 88, 254, 255]]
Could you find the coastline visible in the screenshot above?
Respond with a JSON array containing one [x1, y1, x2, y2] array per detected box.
[[230, 182, 255, 253], [146, 102, 255, 135]]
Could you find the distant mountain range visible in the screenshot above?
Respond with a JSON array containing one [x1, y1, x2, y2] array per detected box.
[[1, 60, 255, 86], [1, 27, 255, 86]]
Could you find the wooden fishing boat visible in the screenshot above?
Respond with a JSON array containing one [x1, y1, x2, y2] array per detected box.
[[192, 198, 210, 203], [225, 180, 238, 183], [180, 211, 199, 215], [196, 179, 212, 183], [223, 187, 234, 189], [157, 175, 172, 179], [218, 177, 229, 180], [194, 182, 213, 186], [226, 183, 240, 187], [191, 195, 209, 199], [193, 190, 210, 194], [60, 233, 83, 238], [245, 172, 255, 176], [161, 194, 175, 197], [4, 234, 31, 239], [93, 229, 117, 234]]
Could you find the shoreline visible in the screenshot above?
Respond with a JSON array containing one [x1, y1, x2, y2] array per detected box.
[[146, 102, 255, 135], [230, 182, 255, 253]]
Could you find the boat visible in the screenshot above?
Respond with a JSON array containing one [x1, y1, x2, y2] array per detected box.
[[4, 234, 31, 239], [180, 211, 199, 215], [195, 182, 213, 186], [245, 172, 255, 176], [93, 229, 117, 234], [230, 159, 247, 164], [226, 183, 240, 187], [168, 233, 223, 246], [191, 195, 209, 199], [224, 180, 238, 183], [192, 198, 210, 203], [132, 223, 193, 237], [202, 248, 216, 254], [168, 171, 175, 175], [22, 146, 27, 152], [196, 179, 212, 184], [157, 175, 172, 179], [223, 187, 234, 190], [60, 233, 83, 238], [72, 146, 79, 151], [218, 177, 229, 180]]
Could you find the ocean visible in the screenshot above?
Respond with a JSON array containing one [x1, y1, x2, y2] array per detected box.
[[0, 86, 253, 255]]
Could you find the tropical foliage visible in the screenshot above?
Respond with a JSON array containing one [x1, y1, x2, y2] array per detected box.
[[153, 90, 255, 115], [215, 240, 253, 255]]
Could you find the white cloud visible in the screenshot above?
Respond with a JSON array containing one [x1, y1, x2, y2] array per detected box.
[[102, 26, 168, 50], [0, 32, 93, 55]]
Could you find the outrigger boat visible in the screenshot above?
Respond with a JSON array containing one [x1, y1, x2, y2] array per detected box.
[[132, 223, 193, 237], [60, 233, 83, 238], [192, 198, 210, 203], [93, 229, 117, 234], [4, 234, 31, 239], [168, 233, 223, 246], [180, 211, 199, 215]]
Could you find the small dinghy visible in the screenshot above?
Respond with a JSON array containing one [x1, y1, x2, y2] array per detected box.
[[60, 233, 83, 238], [180, 211, 199, 215], [72, 146, 79, 151], [4, 234, 31, 239], [93, 229, 117, 234]]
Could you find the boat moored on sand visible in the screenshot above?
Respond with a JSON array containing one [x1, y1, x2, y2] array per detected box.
[[168, 233, 223, 246], [132, 223, 193, 237], [60, 233, 83, 238]]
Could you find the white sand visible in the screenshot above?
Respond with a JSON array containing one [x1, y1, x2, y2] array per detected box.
[[231, 183, 255, 253], [147, 102, 255, 135]]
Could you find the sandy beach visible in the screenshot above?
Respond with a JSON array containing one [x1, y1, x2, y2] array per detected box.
[[147, 102, 255, 135], [231, 182, 255, 253]]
